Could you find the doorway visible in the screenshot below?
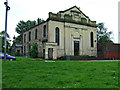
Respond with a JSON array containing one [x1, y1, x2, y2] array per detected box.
[[48, 48, 53, 59], [17, 50, 20, 56], [43, 49, 45, 59], [74, 41, 79, 56]]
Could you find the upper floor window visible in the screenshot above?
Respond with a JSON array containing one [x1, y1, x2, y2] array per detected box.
[[35, 29, 37, 40], [24, 34, 26, 43], [29, 32, 31, 41], [43, 25, 46, 37], [90, 32, 94, 47], [55, 27, 60, 45]]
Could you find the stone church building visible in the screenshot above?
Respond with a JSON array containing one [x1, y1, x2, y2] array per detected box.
[[23, 6, 97, 59]]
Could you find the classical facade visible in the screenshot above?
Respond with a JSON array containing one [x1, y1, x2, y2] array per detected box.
[[23, 6, 97, 59]]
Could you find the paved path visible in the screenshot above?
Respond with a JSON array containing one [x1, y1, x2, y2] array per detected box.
[[79, 60, 120, 62]]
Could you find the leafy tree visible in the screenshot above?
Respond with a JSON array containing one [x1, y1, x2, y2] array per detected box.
[[15, 18, 44, 42], [37, 18, 45, 24], [15, 20, 36, 35], [0, 31, 11, 53], [0, 31, 10, 38], [29, 43, 38, 58], [13, 35, 22, 44], [97, 23, 113, 43], [15, 20, 36, 42]]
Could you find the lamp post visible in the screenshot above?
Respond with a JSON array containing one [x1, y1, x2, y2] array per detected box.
[[4, 0, 10, 61]]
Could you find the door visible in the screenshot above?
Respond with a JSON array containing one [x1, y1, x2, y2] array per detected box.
[[74, 41, 79, 56], [48, 48, 53, 59], [43, 49, 45, 59], [17, 50, 20, 56]]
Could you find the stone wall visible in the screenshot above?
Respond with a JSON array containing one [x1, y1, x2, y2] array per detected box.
[[22, 6, 97, 59]]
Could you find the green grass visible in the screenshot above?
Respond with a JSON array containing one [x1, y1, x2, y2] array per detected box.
[[2, 57, 119, 88], [14, 56, 43, 61]]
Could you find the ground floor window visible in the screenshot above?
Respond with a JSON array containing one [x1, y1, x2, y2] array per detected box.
[[24, 46, 26, 56]]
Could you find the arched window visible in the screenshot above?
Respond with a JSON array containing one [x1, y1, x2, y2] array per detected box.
[[90, 32, 94, 47], [55, 27, 60, 45], [43, 25, 46, 37]]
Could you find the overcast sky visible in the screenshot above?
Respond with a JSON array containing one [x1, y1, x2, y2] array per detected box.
[[0, 0, 119, 43]]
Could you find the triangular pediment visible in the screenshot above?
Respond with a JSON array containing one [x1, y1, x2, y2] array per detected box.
[[48, 6, 96, 27], [59, 6, 80, 13], [59, 6, 89, 19]]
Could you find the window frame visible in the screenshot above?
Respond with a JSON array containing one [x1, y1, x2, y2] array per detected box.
[[35, 29, 37, 40], [29, 31, 31, 41], [55, 27, 60, 45], [24, 34, 26, 43], [90, 32, 94, 47], [24, 46, 26, 56], [43, 25, 46, 37]]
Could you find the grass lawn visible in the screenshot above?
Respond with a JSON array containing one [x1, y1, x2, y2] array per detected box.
[[2, 57, 119, 88]]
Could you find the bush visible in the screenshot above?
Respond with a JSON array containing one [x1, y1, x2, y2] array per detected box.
[[15, 52, 19, 56], [58, 55, 100, 60], [29, 43, 38, 58]]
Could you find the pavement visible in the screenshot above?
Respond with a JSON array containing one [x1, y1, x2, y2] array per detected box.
[[78, 60, 120, 62]]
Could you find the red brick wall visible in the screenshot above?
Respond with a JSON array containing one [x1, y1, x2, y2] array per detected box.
[[97, 43, 120, 59], [105, 51, 120, 58]]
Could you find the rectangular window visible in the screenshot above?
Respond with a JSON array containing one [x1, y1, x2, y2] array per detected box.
[[91, 32, 94, 47], [35, 29, 37, 40], [24, 46, 26, 56], [24, 34, 26, 43], [29, 32, 31, 41], [43, 25, 46, 37]]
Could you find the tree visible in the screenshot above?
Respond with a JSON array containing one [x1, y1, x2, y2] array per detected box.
[[15, 20, 36, 35], [0, 31, 10, 38], [97, 23, 113, 43], [0, 30, 11, 53], [15, 18, 44, 42], [29, 43, 38, 58], [37, 18, 45, 24]]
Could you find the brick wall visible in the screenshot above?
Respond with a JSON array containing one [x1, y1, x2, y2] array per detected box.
[[98, 43, 120, 59]]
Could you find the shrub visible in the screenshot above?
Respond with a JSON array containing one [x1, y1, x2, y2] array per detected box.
[[29, 43, 38, 58], [14, 52, 19, 56]]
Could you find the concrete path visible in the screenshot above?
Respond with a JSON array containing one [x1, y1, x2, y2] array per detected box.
[[79, 60, 120, 62]]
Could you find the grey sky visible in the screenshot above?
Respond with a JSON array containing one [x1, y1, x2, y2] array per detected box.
[[0, 0, 119, 43]]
